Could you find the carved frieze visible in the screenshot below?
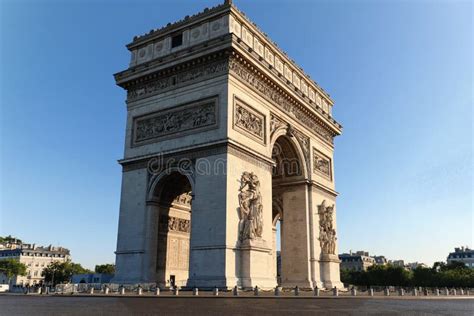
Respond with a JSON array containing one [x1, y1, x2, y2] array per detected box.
[[233, 98, 265, 144], [313, 148, 332, 180], [229, 55, 335, 145], [238, 172, 263, 241], [127, 59, 229, 101], [318, 200, 336, 255], [160, 215, 191, 234], [172, 191, 193, 206], [133, 97, 218, 145]]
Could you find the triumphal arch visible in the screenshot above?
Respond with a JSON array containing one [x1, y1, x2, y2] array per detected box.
[[113, 0, 343, 289]]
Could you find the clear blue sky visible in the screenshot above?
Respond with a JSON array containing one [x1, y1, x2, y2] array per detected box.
[[1, 0, 472, 269]]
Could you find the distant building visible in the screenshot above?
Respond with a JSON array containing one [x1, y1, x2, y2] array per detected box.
[[71, 273, 114, 284], [447, 246, 474, 268], [406, 262, 429, 270], [389, 260, 405, 268], [372, 256, 387, 265], [0, 241, 70, 286], [339, 251, 375, 271]]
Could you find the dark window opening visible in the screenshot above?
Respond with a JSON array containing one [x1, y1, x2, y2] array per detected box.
[[171, 34, 183, 48]]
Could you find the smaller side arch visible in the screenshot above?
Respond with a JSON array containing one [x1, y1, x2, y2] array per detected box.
[[147, 167, 195, 202], [270, 128, 309, 180]]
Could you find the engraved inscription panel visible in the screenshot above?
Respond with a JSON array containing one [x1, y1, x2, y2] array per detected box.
[[133, 97, 217, 145]]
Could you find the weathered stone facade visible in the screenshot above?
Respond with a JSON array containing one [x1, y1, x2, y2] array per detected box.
[[113, 0, 343, 289]]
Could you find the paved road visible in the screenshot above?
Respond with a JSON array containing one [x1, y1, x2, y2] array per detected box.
[[0, 295, 473, 315]]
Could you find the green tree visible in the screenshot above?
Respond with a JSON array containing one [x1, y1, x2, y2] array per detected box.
[[412, 266, 435, 287], [42, 261, 92, 285], [0, 235, 22, 244], [0, 259, 27, 284], [94, 264, 115, 275], [365, 264, 411, 286]]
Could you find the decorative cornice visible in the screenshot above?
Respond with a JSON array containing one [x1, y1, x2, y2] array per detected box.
[[228, 7, 334, 105], [116, 48, 340, 147], [119, 139, 274, 173], [230, 35, 340, 128], [117, 50, 231, 101], [310, 180, 339, 197], [123, 1, 336, 112], [229, 52, 339, 145]]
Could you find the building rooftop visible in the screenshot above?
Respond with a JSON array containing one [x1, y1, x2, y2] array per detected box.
[[0, 241, 70, 256], [127, 0, 331, 100], [116, 0, 342, 133], [451, 246, 472, 253]]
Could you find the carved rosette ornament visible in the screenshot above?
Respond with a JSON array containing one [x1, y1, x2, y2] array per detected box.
[[318, 200, 337, 255], [238, 172, 263, 241]]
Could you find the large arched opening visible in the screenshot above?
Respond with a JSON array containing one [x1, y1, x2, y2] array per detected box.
[[151, 171, 193, 288], [271, 135, 308, 287]]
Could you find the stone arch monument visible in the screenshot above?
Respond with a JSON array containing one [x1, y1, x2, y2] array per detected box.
[[113, 0, 343, 289]]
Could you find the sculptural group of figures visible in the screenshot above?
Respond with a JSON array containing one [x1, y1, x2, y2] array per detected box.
[[238, 172, 263, 241], [318, 200, 337, 255]]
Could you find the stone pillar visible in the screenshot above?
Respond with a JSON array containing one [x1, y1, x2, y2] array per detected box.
[[113, 169, 149, 284], [279, 186, 312, 289], [187, 155, 231, 289], [272, 226, 277, 281]]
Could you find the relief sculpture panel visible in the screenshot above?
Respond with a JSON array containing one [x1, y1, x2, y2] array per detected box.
[[313, 148, 332, 180], [233, 98, 265, 144], [133, 97, 218, 145], [159, 215, 191, 234]]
